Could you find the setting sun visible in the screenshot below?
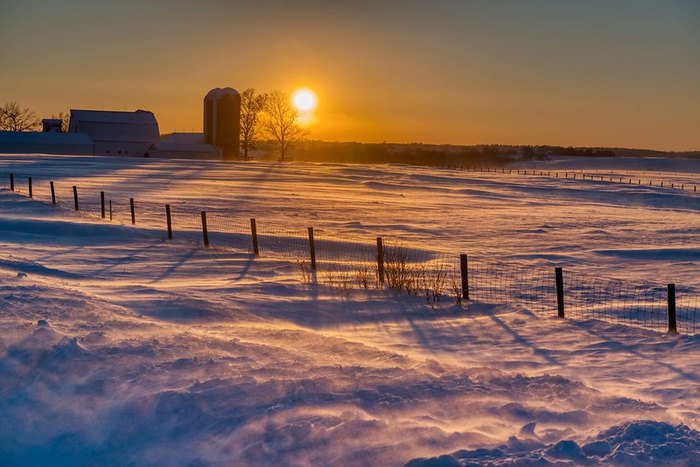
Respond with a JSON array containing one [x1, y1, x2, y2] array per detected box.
[[292, 88, 317, 112]]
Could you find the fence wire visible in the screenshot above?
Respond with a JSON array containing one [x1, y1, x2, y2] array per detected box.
[[1, 171, 698, 335]]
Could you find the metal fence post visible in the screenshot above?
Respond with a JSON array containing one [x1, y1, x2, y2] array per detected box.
[[109, 200, 112, 221], [129, 198, 135, 225], [201, 211, 209, 247], [50, 181, 56, 205], [460, 253, 470, 300], [555, 267, 565, 318], [250, 218, 259, 255], [10, 173, 14, 191], [668, 284, 677, 334], [376, 236, 385, 286], [73, 186, 79, 211], [28, 177, 33, 198], [165, 204, 172, 240], [308, 227, 316, 270]]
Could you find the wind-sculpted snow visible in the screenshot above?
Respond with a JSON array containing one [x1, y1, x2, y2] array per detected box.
[[1, 155, 700, 465], [0, 309, 669, 466], [405, 420, 700, 466]]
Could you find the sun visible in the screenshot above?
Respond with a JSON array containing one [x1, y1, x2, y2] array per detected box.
[[292, 88, 317, 112]]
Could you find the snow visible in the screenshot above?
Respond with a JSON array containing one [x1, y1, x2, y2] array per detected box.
[[0, 154, 699, 465], [408, 421, 700, 466]]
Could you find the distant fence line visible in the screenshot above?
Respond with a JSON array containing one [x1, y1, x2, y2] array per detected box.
[[1, 170, 698, 336], [426, 165, 699, 193]]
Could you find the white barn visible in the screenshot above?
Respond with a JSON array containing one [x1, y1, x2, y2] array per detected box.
[[69, 109, 160, 156]]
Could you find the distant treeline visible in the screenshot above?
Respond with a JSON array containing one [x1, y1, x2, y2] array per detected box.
[[268, 141, 618, 166]]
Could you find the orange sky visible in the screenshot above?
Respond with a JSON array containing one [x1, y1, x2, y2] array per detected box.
[[1, 1, 699, 150]]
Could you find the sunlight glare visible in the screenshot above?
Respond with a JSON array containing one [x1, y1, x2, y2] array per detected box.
[[292, 88, 317, 112]]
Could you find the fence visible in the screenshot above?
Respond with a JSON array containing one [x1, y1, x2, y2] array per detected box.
[[430, 165, 700, 194], [1, 171, 698, 335]]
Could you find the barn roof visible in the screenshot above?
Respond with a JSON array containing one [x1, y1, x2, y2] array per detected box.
[[69, 109, 160, 143], [0, 131, 93, 145]]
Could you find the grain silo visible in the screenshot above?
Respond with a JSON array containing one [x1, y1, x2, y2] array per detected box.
[[203, 87, 241, 160]]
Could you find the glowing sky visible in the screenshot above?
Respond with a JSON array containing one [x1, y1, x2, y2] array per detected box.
[[1, 0, 698, 150]]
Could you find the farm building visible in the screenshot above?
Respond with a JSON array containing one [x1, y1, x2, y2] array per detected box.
[[68, 109, 160, 156], [0, 131, 94, 156]]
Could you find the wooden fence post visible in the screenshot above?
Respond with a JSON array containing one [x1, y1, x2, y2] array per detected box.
[[109, 200, 112, 221], [10, 173, 14, 191], [50, 181, 56, 205], [73, 186, 79, 211], [376, 236, 385, 286], [250, 218, 259, 255], [555, 267, 565, 318], [668, 283, 677, 334], [28, 177, 33, 198], [165, 204, 172, 239], [201, 211, 209, 247], [308, 227, 317, 270], [460, 253, 470, 300], [129, 198, 135, 225], [100, 191, 105, 218]]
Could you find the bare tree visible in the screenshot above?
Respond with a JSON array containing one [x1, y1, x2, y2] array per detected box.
[[0, 101, 40, 131], [50, 111, 71, 132], [263, 90, 308, 162], [58, 111, 71, 132], [240, 88, 267, 160]]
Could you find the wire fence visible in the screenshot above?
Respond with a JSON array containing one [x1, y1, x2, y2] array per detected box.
[[1, 170, 698, 335]]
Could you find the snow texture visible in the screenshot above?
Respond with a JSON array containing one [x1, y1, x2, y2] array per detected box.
[[0, 154, 699, 466]]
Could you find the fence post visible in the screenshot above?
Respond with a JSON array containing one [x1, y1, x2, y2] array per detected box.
[[100, 191, 105, 218], [250, 218, 259, 255], [109, 200, 112, 221], [308, 227, 317, 270], [10, 173, 14, 191], [28, 177, 33, 198], [668, 283, 677, 334], [201, 211, 209, 247], [50, 181, 56, 205], [460, 253, 470, 300], [73, 186, 79, 211], [376, 236, 385, 286], [129, 198, 135, 225], [555, 267, 565, 318], [165, 204, 172, 240]]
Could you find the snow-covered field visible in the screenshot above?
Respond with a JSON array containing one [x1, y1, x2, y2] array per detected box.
[[1, 154, 699, 465]]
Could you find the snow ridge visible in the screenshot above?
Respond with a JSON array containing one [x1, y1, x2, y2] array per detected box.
[[406, 420, 700, 466]]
